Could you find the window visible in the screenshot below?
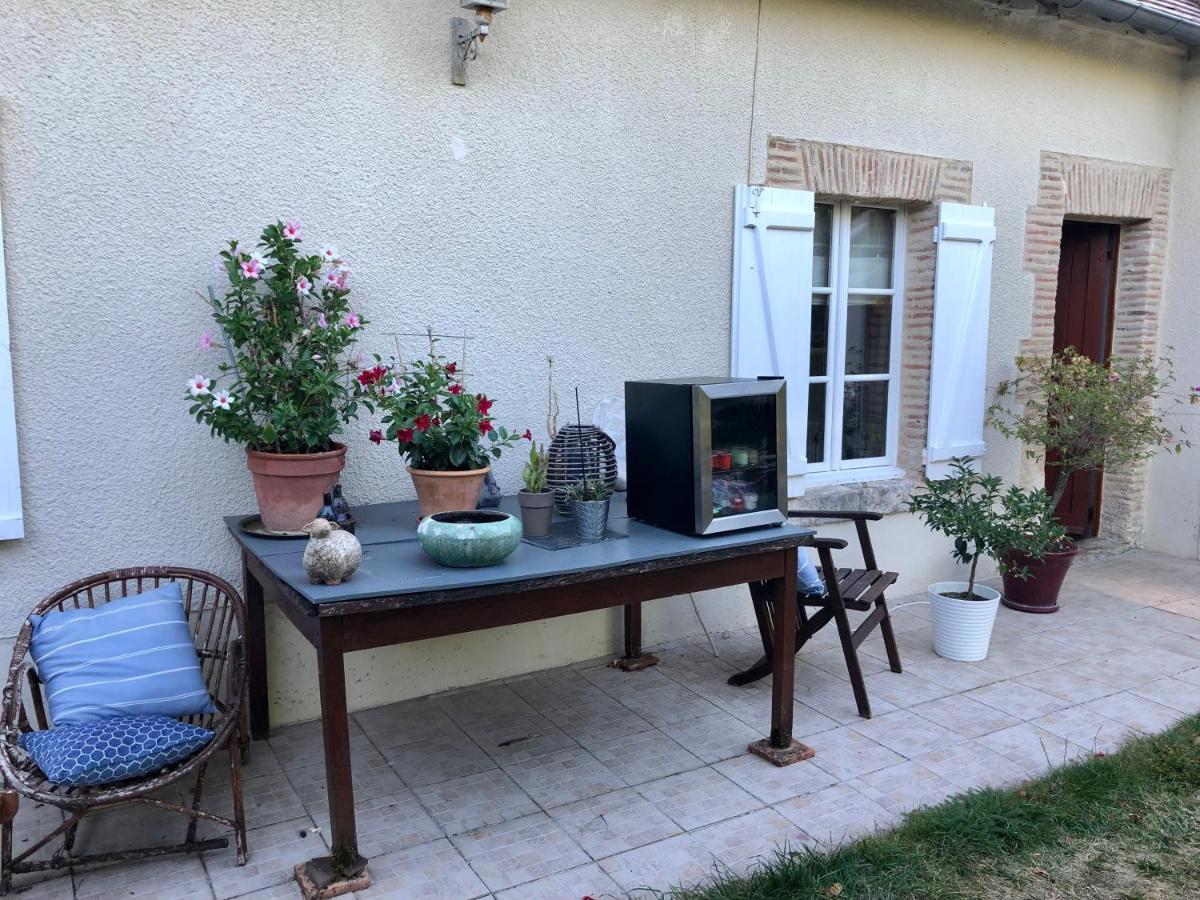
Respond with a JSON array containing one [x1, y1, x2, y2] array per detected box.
[[806, 202, 904, 480]]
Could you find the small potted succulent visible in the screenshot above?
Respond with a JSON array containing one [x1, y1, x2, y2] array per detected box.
[[567, 478, 613, 542], [987, 348, 1191, 612], [519, 441, 554, 537], [909, 459, 1058, 661], [357, 342, 530, 518], [185, 221, 365, 532]]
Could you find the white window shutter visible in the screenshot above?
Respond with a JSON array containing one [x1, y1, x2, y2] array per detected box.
[[925, 202, 996, 480], [730, 185, 815, 493], [0, 190, 21, 540]]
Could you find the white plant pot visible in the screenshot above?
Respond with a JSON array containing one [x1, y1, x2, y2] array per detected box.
[[928, 581, 1001, 662]]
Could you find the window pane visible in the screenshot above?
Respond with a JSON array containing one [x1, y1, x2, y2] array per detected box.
[[848, 207, 895, 289], [807, 383, 826, 465], [844, 295, 892, 375], [810, 295, 829, 376], [841, 381, 889, 460], [813, 204, 833, 288]]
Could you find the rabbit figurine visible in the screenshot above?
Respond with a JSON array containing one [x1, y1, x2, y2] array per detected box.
[[302, 518, 363, 585]]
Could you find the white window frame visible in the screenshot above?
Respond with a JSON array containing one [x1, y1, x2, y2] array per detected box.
[[805, 201, 906, 486]]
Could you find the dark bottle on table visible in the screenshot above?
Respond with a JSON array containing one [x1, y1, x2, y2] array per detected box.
[[317, 492, 336, 523], [331, 484, 356, 535]]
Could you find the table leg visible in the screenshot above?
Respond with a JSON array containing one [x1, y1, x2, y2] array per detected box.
[[748, 546, 814, 766], [294, 617, 371, 899], [242, 554, 270, 741], [616, 602, 659, 672]]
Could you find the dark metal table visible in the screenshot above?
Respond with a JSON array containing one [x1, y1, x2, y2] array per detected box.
[[226, 494, 813, 896]]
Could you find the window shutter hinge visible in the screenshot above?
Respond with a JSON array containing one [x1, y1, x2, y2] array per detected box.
[[746, 185, 764, 222]]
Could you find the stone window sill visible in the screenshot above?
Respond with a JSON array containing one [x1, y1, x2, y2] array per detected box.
[[787, 473, 917, 523]]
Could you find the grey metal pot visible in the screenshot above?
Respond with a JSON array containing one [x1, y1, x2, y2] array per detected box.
[[572, 498, 610, 542]]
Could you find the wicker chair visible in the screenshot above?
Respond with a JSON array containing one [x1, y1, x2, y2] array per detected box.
[[0, 567, 248, 893]]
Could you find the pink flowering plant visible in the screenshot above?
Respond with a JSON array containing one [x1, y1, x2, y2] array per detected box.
[[358, 346, 529, 471], [186, 221, 368, 453]]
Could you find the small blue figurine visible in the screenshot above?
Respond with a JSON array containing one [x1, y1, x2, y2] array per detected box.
[[477, 470, 502, 508]]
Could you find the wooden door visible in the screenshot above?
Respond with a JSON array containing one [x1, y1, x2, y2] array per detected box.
[[1046, 220, 1118, 538]]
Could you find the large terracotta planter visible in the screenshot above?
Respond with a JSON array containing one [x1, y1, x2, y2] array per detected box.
[[407, 465, 489, 519], [245, 443, 346, 532], [1001, 542, 1078, 614]]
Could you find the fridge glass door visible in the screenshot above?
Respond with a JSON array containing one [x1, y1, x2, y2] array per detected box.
[[695, 380, 787, 534]]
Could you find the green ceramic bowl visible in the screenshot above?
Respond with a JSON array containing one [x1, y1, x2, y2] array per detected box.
[[417, 510, 523, 568]]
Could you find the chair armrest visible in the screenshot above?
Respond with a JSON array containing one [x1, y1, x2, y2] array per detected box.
[[788, 510, 883, 522], [811, 536, 849, 551], [1, 662, 35, 741]]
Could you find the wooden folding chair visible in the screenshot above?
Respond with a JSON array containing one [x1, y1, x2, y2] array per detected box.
[[727, 511, 901, 718]]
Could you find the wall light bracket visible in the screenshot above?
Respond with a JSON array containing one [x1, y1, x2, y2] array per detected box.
[[451, 1, 511, 86]]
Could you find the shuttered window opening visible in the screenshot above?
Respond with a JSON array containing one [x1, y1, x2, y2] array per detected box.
[[805, 201, 906, 483], [731, 185, 996, 497]]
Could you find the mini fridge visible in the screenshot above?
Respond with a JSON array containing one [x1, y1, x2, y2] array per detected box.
[[624, 377, 788, 535]]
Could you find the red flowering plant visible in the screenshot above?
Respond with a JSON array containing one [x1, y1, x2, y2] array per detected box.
[[358, 348, 529, 471]]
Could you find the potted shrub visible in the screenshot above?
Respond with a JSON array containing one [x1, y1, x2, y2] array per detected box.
[[185, 222, 366, 532], [567, 478, 612, 542], [909, 459, 1014, 661], [359, 345, 529, 518], [519, 442, 554, 537], [990, 486, 1070, 613], [986, 348, 1189, 612]]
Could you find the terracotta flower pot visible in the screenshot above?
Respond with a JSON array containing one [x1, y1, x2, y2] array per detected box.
[[407, 465, 489, 519], [1001, 542, 1078, 614], [245, 443, 347, 533]]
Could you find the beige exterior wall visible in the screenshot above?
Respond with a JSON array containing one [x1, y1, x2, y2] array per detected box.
[[1144, 61, 1200, 559], [0, 0, 1193, 724]]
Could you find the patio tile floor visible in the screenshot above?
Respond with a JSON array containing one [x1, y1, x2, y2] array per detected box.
[[10, 549, 1200, 898]]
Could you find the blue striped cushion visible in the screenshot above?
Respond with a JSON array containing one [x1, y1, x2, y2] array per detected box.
[[30, 582, 215, 726], [19, 714, 213, 786]]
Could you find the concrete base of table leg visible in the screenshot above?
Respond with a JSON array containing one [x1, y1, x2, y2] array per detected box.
[[615, 653, 660, 672], [294, 855, 371, 899], [747, 738, 815, 767]]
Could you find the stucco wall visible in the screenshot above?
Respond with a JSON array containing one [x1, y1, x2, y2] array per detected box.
[[1144, 61, 1200, 559], [0, 0, 1191, 725]]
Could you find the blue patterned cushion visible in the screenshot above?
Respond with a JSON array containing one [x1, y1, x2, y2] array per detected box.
[[30, 582, 215, 725], [18, 715, 213, 786]]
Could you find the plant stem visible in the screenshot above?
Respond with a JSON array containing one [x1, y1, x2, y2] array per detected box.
[[967, 553, 979, 599], [1050, 467, 1073, 515]]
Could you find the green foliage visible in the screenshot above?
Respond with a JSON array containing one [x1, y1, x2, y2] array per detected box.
[[522, 441, 549, 492], [359, 343, 529, 471], [907, 458, 1005, 598], [992, 484, 1069, 578], [987, 348, 1189, 509], [566, 478, 612, 502], [907, 458, 1066, 595], [184, 222, 364, 453]]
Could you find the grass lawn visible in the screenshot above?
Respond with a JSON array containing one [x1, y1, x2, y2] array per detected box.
[[667, 714, 1200, 900]]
